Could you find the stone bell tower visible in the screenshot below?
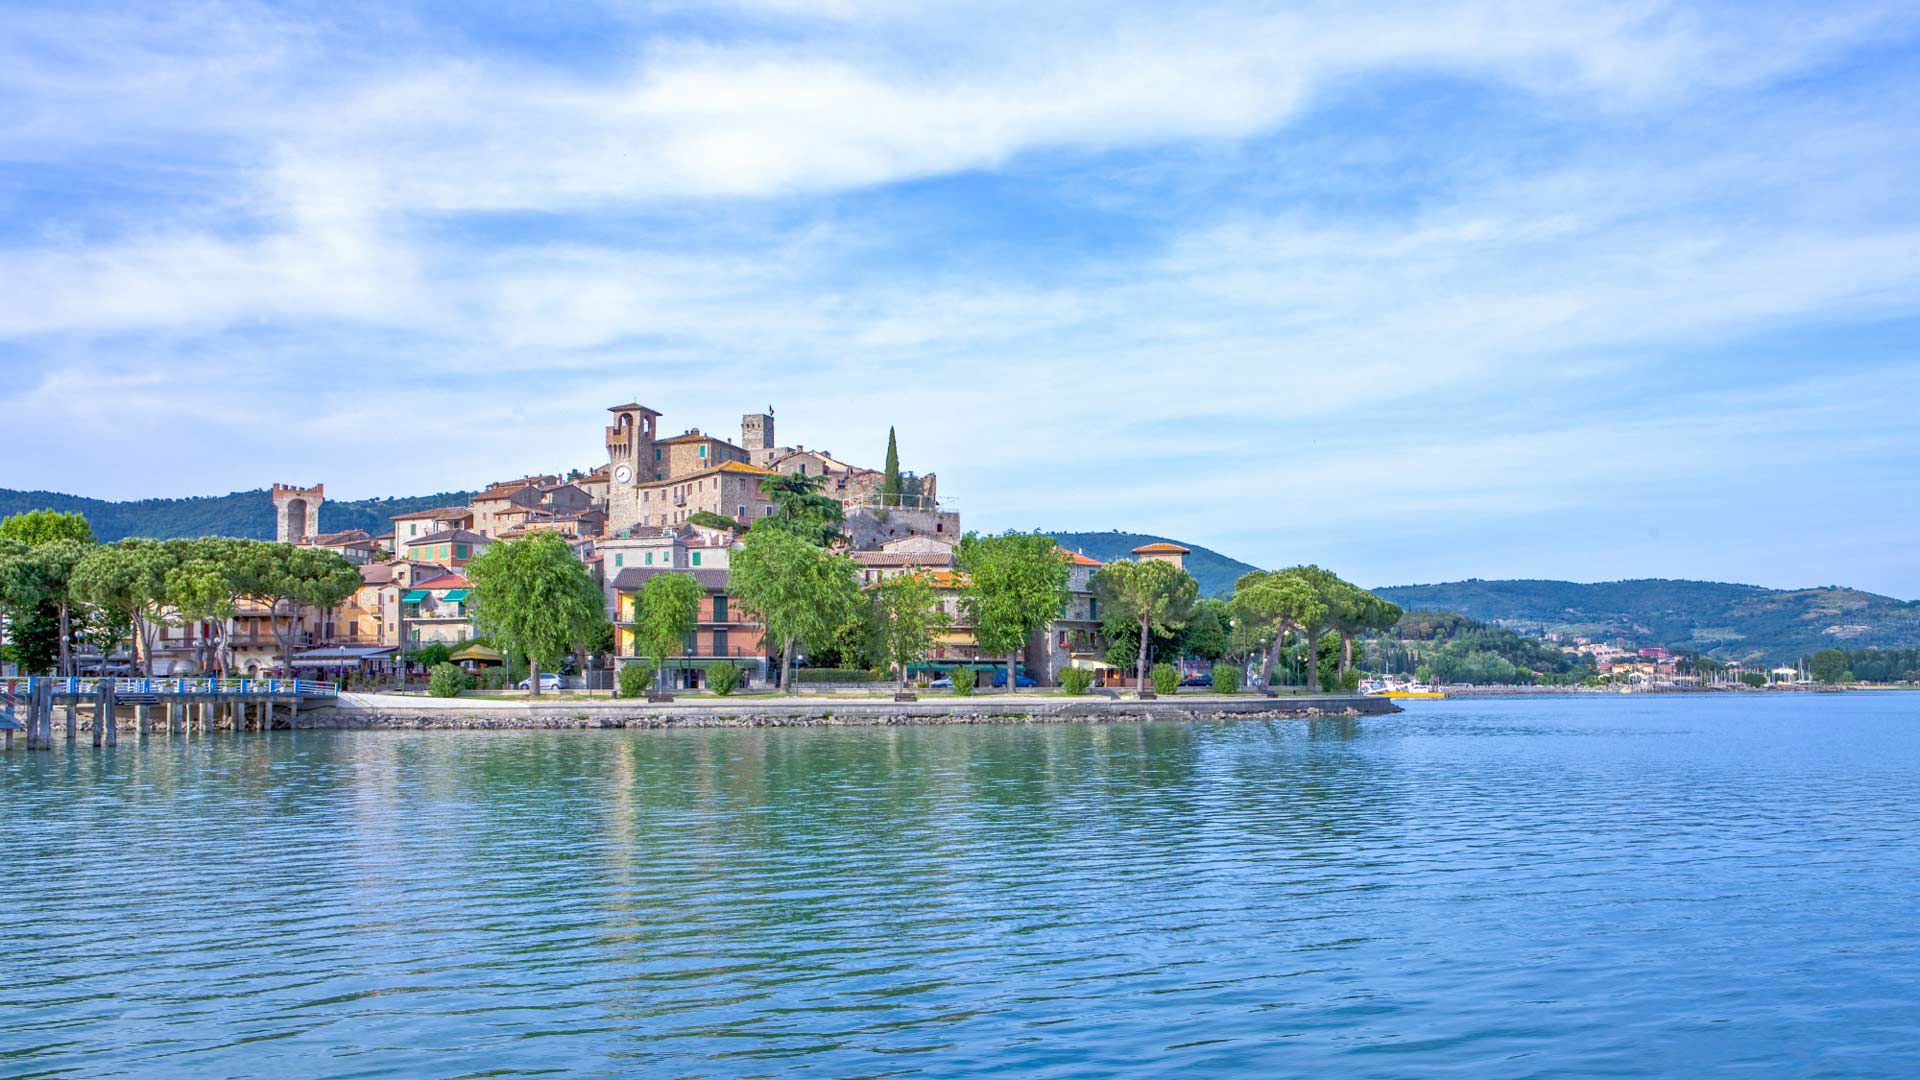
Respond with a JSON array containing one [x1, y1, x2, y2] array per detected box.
[[606, 403, 662, 529], [272, 483, 324, 544]]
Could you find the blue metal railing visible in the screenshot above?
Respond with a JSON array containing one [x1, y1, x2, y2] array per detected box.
[[1, 677, 337, 699]]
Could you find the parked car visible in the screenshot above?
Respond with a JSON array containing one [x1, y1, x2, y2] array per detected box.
[[519, 672, 564, 691], [989, 671, 1038, 688], [929, 676, 953, 689], [1182, 672, 1213, 687]]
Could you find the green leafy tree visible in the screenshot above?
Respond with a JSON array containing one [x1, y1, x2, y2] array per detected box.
[[1738, 671, 1767, 688], [867, 571, 951, 692], [761, 472, 845, 547], [1232, 570, 1326, 692], [882, 427, 902, 507], [71, 538, 181, 676], [728, 525, 860, 689], [1178, 597, 1233, 663], [408, 640, 455, 668], [957, 531, 1070, 691], [1091, 558, 1199, 694], [466, 533, 607, 697], [1808, 648, 1852, 685], [634, 572, 705, 690], [230, 543, 361, 675], [0, 511, 95, 675], [687, 511, 746, 532]]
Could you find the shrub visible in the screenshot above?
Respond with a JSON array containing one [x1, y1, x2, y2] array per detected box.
[[477, 669, 509, 691], [1211, 663, 1241, 694], [1059, 667, 1094, 695], [707, 661, 741, 696], [1151, 662, 1180, 695], [1738, 671, 1767, 688], [617, 664, 653, 698], [950, 667, 977, 695], [794, 668, 886, 683], [1340, 667, 1362, 693], [427, 663, 469, 698]]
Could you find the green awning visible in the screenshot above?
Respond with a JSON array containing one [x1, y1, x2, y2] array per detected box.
[[440, 589, 470, 602], [400, 589, 428, 603]]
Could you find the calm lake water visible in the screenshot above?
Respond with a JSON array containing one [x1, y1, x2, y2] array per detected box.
[[5, 694, 1920, 1078]]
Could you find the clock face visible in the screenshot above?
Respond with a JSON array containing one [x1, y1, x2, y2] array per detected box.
[[613, 464, 633, 485]]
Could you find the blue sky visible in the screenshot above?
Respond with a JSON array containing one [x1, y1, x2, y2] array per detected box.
[[3, 1, 1918, 597]]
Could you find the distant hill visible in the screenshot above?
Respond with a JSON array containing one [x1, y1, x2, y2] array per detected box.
[[0, 487, 475, 541], [1045, 531, 1260, 597], [1372, 578, 1920, 664]]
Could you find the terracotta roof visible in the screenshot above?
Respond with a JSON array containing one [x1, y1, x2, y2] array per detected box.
[[716, 461, 778, 476], [609, 566, 731, 591], [392, 506, 473, 521], [407, 529, 489, 546], [1066, 552, 1105, 567], [413, 573, 471, 591], [851, 551, 957, 567], [607, 403, 662, 415], [1131, 542, 1191, 555], [308, 529, 374, 546], [655, 430, 742, 448]]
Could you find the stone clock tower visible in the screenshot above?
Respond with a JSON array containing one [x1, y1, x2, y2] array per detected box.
[[605, 403, 661, 529]]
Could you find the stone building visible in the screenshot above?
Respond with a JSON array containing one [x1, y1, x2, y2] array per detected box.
[[272, 483, 323, 544], [393, 506, 475, 544]]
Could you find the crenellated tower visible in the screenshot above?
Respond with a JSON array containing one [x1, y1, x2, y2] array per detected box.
[[272, 483, 324, 544]]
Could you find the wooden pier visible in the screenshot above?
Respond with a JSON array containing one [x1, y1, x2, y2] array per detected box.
[[2, 677, 338, 750]]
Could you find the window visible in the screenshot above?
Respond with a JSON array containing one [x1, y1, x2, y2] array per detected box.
[[713, 595, 728, 620], [410, 524, 418, 537], [691, 552, 701, 566], [699, 445, 707, 458], [614, 553, 623, 567], [1089, 598, 1099, 620], [455, 545, 468, 558], [645, 551, 654, 565], [655, 448, 662, 460], [714, 629, 729, 657]]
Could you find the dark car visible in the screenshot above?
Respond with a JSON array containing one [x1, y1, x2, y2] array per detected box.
[[990, 671, 1038, 688], [1181, 672, 1213, 687]]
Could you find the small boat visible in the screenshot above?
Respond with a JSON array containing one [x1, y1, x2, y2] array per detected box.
[[1367, 682, 1448, 700]]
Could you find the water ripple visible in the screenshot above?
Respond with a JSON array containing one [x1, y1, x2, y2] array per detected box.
[[5, 694, 1920, 1077]]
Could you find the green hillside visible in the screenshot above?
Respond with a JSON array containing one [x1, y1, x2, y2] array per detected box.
[[0, 487, 474, 541], [1045, 531, 1259, 596], [1372, 578, 1920, 664]]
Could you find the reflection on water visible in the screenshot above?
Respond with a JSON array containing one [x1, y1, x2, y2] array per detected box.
[[6, 695, 1920, 1078]]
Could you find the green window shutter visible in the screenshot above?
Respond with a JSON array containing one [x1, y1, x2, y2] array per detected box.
[[691, 552, 701, 566], [614, 553, 623, 567]]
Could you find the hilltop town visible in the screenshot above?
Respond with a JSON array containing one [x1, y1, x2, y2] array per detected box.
[[217, 403, 1185, 690]]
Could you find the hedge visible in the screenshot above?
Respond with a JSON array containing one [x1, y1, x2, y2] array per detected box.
[[794, 668, 886, 683]]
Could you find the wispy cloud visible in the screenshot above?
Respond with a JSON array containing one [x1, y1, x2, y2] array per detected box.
[[1, 1, 1917, 594]]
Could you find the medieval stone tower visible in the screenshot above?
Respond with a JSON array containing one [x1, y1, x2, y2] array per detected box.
[[272, 483, 324, 544], [741, 409, 775, 456], [605, 403, 661, 529]]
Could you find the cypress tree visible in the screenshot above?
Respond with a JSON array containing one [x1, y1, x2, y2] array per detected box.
[[882, 427, 902, 507]]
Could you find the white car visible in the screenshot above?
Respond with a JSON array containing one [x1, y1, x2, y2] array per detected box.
[[518, 673, 564, 691]]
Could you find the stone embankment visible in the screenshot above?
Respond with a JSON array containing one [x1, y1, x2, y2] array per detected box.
[[307, 692, 1401, 730]]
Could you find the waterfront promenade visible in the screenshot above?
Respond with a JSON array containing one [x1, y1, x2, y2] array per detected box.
[[313, 691, 1399, 729]]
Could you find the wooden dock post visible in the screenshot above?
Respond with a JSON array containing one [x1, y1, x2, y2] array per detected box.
[[92, 680, 105, 747], [66, 686, 78, 743], [103, 680, 118, 747], [33, 679, 54, 750]]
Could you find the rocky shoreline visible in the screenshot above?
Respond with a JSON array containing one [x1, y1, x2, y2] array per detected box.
[[302, 693, 1401, 730]]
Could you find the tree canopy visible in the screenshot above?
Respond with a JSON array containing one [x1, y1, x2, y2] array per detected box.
[[760, 472, 845, 547], [466, 532, 606, 696], [729, 525, 860, 688], [957, 531, 1070, 689], [867, 572, 950, 690], [632, 572, 706, 688], [1091, 558, 1198, 694]]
